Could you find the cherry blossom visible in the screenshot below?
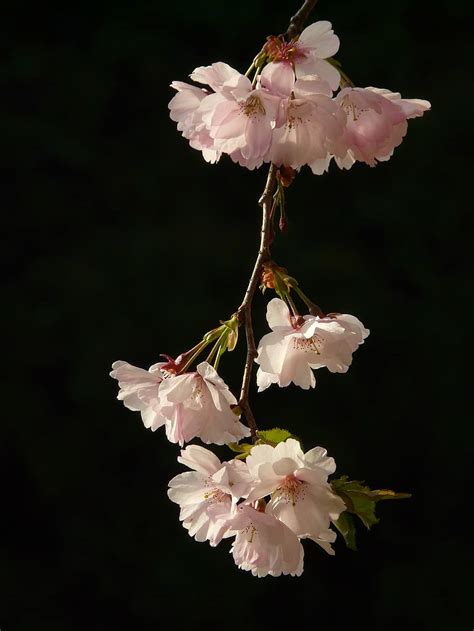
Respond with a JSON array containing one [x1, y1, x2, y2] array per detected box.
[[229, 503, 304, 577], [255, 298, 369, 391], [200, 77, 281, 166], [168, 445, 253, 546], [335, 86, 431, 168], [265, 74, 346, 171], [246, 439, 344, 545], [158, 361, 250, 446], [265, 21, 341, 90], [109, 360, 167, 430], [168, 81, 220, 164]]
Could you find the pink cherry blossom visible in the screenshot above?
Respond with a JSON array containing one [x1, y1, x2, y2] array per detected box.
[[158, 361, 250, 446], [246, 439, 344, 545], [335, 86, 431, 168], [190, 61, 251, 94], [265, 21, 341, 91], [168, 81, 220, 164], [256, 298, 369, 391], [265, 74, 346, 170], [229, 503, 304, 577], [168, 445, 253, 546], [202, 78, 281, 166], [109, 360, 167, 430]]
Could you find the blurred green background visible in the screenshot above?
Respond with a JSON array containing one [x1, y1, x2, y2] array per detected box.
[[3, 0, 472, 629]]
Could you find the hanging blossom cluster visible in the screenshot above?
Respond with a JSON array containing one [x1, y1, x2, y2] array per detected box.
[[169, 21, 430, 173], [111, 12, 428, 577]]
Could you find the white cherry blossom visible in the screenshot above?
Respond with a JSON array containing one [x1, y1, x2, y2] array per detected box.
[[158, 361, 250, 446], [168, 445, 253, 546], [256, 298, 369, 391], [246, 438, 344, 544], [109, 360, 167, 430], [264, 21, 341, 91], [229, 503, 304, 577]]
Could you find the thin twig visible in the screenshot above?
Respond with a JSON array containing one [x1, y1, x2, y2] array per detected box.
[[238, 164, 277, 440]]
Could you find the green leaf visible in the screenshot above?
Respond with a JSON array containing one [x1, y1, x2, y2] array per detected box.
[[257, 427, 295, 446], [228, 428, 300, 461], [332, 476, 411, 530], [334, 512, 357, 551], [227, 442, 253, 460]]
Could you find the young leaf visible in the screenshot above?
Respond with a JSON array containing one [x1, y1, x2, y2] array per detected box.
[[334, 512, 357, 551], [257, 427, 295, 446], [227, 442, 253, 460], [332, 476, 411, 530]]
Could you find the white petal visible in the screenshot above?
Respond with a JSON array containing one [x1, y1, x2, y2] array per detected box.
[[177, 444, 222, 476], [296, 56, 340, 91], [303, 446, 336, 474], [158, 373, 197, 404], [266, 298, 292, 330], [260, 61, 295, 97], [298, 21, 340, 58]]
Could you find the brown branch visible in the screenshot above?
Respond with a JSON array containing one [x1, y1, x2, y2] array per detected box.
[[236, 0, 319, 441], [285, 0, 319, 40], [238, 164, 277, 440]]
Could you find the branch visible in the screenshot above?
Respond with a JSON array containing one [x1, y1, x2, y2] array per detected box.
[[238, 164, 277, 440], [285, 0, 319, 40], [236, 0, 318, 441]]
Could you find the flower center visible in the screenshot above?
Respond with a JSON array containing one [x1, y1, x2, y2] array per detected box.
[[276, 475, 306, 506], [242, 522, 257, 543], [203, 487, 228, 504], [242, 95, 266, 118], [292, 334, 322, 354], [191, 378, 205, 404], [265, 36, 308, 63], [341, 96, 369, 121]]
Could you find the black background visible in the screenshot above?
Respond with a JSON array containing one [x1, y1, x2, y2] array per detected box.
[[3, 1, 472, 629]]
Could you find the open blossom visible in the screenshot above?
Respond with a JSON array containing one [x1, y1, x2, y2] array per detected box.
[[264, 73, 346, 171], [158, 361, 250, 446], [246, 439, 344, 547], [265, 21, 341, 90], [109, 360, 167, 430], [256, 298, 369, 391], [168, 81, 221, 164], [335, 86, 431, 168], [168, 445, 253, 546], [197, 68, 281, 167], [229, 504, 304, 577]]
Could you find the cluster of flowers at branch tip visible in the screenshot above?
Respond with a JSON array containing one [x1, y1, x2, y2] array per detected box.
[[167, 440, 345, 576], [169, 21, 430, 173]]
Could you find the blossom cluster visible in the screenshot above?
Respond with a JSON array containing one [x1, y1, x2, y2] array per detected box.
[[169, 21, 430, 173], [110, 360, 250, 446], [110, 299, 367, 575], [110, 299, 367, 446], [168, 439, 344, 577]]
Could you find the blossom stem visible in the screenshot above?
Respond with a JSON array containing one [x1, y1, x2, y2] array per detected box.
[[206, 329, 227, 365], [286, 293, 300, 317], [291, 283, 324, 316]]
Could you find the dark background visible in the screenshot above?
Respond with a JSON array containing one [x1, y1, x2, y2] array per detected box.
[[3, 0, 472, 629]]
